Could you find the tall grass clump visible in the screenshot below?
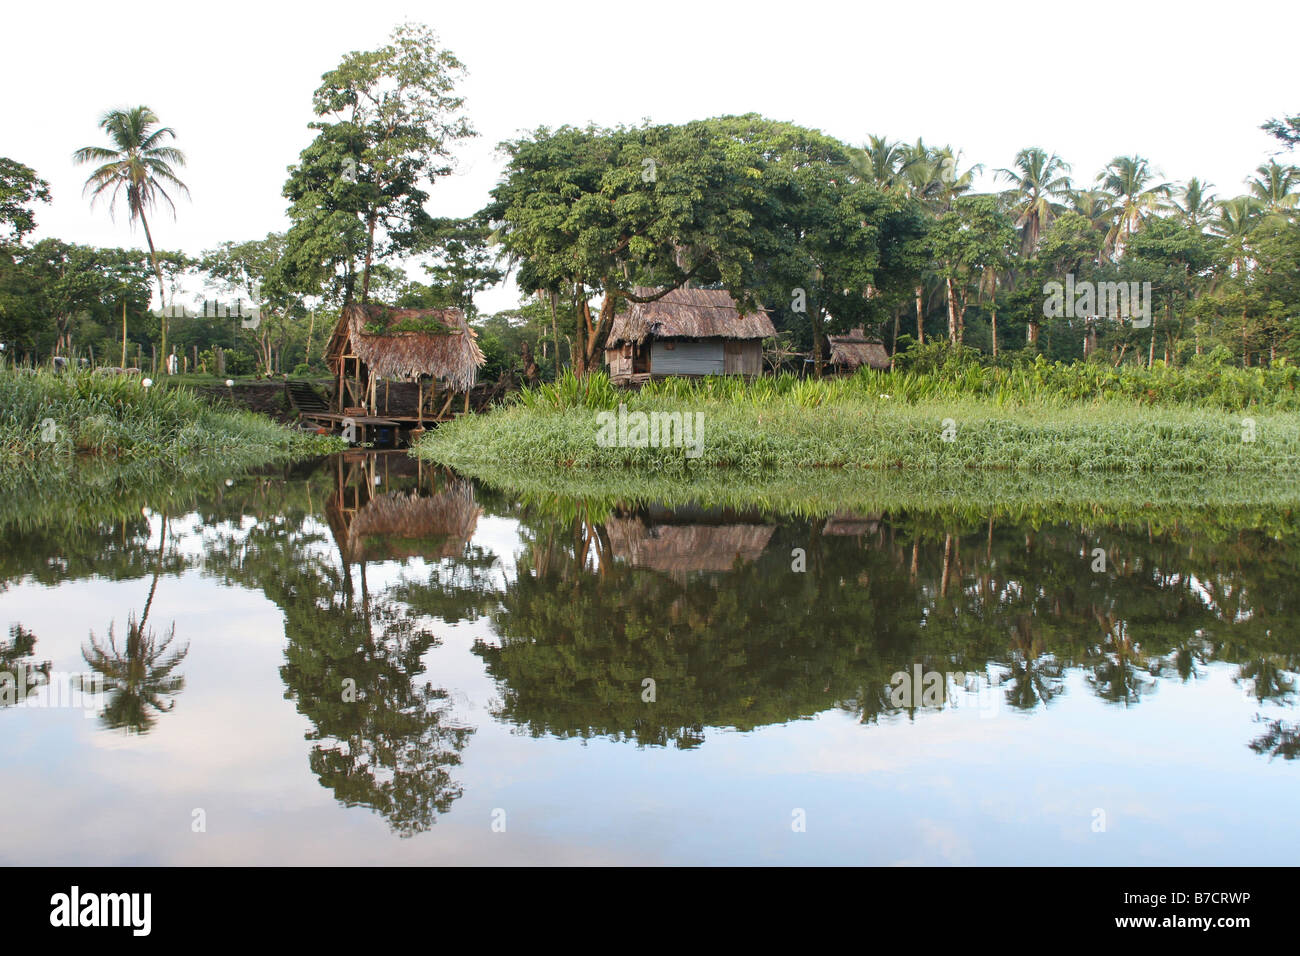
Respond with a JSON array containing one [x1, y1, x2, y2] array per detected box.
[[0, 369, 339, 484]]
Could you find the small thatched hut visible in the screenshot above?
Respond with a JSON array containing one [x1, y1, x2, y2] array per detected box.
[[827, 327, 891, 372], [326, 304, 485, 420], [605, 287, 775, 384]]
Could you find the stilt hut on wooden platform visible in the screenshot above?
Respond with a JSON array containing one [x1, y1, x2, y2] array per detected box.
[[320, 305, 485, 435], [826, 327, 891, 372], [604, 287, 775, 385]]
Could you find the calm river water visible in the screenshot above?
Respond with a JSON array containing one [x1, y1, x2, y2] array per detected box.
[[1, 452, 1296, 864]]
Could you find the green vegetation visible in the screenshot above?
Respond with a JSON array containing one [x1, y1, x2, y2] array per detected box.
[[415, 366, 1300, 477], [0, 370, 339, 485]]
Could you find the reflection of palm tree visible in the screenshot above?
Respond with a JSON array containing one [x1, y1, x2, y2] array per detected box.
[[1234, 656, 1296, 703], [1, 624, 49, 705], [82, 511, 187, 733], [1087, 611, 1154, 705], [83, 616, 187, 733], [1002, 615, 1064, 710], [1249, 716, 1300, 760]]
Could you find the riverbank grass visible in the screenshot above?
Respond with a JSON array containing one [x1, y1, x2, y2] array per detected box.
[[414, 370, 1300, 476], [1, 369, 339, 482]]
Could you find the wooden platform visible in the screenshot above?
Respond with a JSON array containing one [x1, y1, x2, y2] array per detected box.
[[300, 411, 455, 428]]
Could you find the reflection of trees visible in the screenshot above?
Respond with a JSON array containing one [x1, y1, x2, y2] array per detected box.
[[1249, 717, 1300, 760], [83, 616, 187, 733], [1001, 616, 1064, 710], [280, 598, 472, 837], [204, 453, 475, 835], [82, 513, 188, 733], [1, 624, 50, 705], [462, 503, 1300, 754], [1086, 612, 1156, 706], [7, 450, 1300, 767], [469, 508, 921, 747]]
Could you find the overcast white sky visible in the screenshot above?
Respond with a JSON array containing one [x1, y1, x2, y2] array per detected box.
[[5, 0, 1296, 312]]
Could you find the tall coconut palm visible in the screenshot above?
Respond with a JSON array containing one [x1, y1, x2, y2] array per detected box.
[[900, 139, 981, 212], [74, 106, 189, 370], [1170, 177, 1217, 231], [1211, 196, 1261, 274], [996, 147, 1073, 255], [1247, 160, 1300, 224], [894, 140, 981, 345], [1096, 155, 1171, 257], [850, 134, 915, 192], [1068, 188, 1117, 261]]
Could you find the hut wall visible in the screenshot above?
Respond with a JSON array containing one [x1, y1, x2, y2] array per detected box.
[[606, 344, 633, 381], [650, 339, 725, 377], [723, 340, 762, 375]]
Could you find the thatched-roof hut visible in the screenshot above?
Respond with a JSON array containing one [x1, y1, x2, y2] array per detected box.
[[326, 304, 485, 419], [605, 287, 775, 384], [827, 327, 891, 371]]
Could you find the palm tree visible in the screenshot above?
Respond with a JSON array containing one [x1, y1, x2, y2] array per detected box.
[[996, 147, 1073, 255], [1211, 196, 1260, 274], [1170, 177, 1217, 230], [1247, 160, 1300, 224], [900, 139, 981, 212], [898, 141, 982, 345], [1096, 155, 1171, 257], [850, 135, 915, 192], [1068, 188, 1117, 262], [74, 106, 189, 371]]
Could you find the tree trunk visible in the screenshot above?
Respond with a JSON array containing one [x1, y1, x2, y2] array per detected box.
[[580, 292, 616, 377], [361, 213, 378, 304], [914, 284, 924, 345], [811, 309, 826, 378], [946, 277, 958, 344], [1242, 309, 1249, 367], [549, 292, 561, 376], [139, 211, 169, 372], [990, 307, 998, 358], [891, 304, 900, 370], [304, 310, 316, 367]]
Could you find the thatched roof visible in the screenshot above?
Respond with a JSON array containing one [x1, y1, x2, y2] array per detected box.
[[328, 482, 481, 564], [328, 304, 485, 389], [604, 516, 774, 576], [828, 328, 890, 370], [607, 287, 775, 346]]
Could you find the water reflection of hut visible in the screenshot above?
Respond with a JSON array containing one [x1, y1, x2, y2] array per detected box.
[[604, 515, 774, 578], [326, 453, 481, 565], [821, 512, 882, 536]]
